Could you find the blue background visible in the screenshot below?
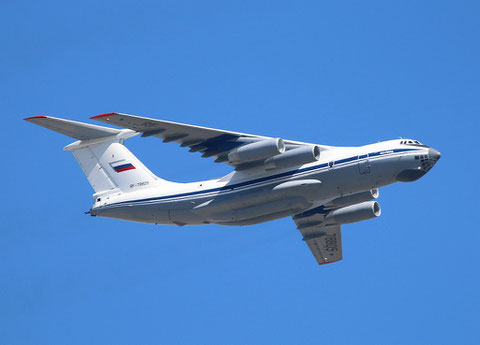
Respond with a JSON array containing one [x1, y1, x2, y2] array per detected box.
[[2, 1, 479, 344]]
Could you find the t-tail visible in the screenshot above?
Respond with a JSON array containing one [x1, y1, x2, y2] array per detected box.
[[24, 116, 171, 200]]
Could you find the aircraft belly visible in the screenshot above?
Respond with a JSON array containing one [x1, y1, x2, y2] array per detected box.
[[217, 208, 305, 226], [168, 206, 208, 226], [207, 197, 311, 223], [204, 179, 321, 209], [189, 179, 327, 224], [94, 204, 171, 224]]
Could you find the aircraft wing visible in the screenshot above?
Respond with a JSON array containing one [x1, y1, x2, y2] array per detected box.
[[293, 211, 342, 265], [298, 224, 342, 265], [91, 112, 324, 169], [25, 116, 122, 140]]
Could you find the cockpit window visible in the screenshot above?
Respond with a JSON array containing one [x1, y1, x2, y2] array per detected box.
[[400, 139, 423, 146]]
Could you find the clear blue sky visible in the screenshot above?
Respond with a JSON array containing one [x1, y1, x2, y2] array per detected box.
[[2, 1, 479, 344]]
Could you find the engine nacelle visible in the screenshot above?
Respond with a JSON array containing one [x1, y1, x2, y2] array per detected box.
[[324, 189, 379, 209], [325, 201, 381, 225], [264, 146, 320, 170], [228, 138, 285, 163]]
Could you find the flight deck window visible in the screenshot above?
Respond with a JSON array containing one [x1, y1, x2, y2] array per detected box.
[[401, 140, 424, 146]]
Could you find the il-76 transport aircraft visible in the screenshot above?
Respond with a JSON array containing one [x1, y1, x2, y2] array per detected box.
[[25, 113, 441, 265]]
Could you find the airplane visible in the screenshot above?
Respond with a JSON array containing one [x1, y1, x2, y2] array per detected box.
[[25, 113, 441, 265]]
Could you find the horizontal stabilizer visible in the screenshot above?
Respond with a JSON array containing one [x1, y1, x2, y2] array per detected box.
[[24, 116, 122, 140]]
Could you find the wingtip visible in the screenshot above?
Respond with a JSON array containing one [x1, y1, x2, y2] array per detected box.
[[90, 112, 118, 120], [24, 116, 47, 121], [318, 258, 342, 266]]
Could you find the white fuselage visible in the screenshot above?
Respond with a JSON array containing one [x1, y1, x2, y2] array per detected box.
[[91, 139, 437, 226]]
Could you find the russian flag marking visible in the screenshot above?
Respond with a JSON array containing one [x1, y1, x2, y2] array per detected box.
[[112, 163, 136, 173]]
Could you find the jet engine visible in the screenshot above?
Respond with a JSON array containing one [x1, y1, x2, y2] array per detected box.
[[265, 146, 320, 170], [228, 138, 285, 162], [324, 189, 379, 209], [324, 201, 381, 225]]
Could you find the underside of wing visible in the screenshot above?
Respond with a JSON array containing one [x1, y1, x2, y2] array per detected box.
[[293, 201, 343, 265], [91, 112, 326, 170], [292, 190, 382, 265], [301, 225, 342, 265], [298, 224, 342, 265]]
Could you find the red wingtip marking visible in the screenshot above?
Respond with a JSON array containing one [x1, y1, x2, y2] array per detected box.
[[24, 116, 47, 120], [91, 112, 118, 119]]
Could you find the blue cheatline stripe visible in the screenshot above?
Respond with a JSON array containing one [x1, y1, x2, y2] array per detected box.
[[114, 163, 134, 170], [101, 148, 419, 208], [334, 156, 357, 165]]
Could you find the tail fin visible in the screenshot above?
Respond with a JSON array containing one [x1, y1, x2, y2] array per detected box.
[[25, 116, 165, 194]]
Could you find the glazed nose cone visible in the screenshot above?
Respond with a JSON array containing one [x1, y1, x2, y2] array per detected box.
[[424, 147, 441, 172], [429, 147, 441, 161], [396, 146, 441, 182]]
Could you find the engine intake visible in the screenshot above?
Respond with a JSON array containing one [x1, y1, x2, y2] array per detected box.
[[228, 138, 285, 163], [265, 145, 320, 170], [325, 201, 381, 225]]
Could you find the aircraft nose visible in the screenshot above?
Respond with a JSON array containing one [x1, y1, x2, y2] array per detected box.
[[396, 146, 441, 182], [428, 147, 441, 161]]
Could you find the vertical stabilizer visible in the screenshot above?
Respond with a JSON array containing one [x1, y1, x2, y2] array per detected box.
[[66, 138, 159, 193]]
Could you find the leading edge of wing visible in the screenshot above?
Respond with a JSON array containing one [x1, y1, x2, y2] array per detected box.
[[90, 112, 328, 148], [90, 112, 262, 140], [90, 112, 328, 168]]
